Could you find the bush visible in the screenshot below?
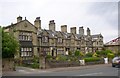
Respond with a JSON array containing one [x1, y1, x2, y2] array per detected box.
[[84, 57, 101, 62], [74, 50, 80, 56], [31, 63, 39, 69], [92, 52, 98, 57], [68, 51, 72, 56], [56, 55, 68, 61], [107, 53, 115, 59], [32, 56, 39, 63], [46, 55, 53, 60], [85, 52, 93, 57], [96, 50, 113, 57]]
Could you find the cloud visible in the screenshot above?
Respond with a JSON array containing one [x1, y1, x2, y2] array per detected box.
[[0, 0, 118, 43]]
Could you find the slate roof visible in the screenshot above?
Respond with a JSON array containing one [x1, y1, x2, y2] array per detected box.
[[105, 37, 120, 45]]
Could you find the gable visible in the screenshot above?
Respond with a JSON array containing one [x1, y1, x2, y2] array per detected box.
[[57, 32, 62, 38], [13, 20, 37, 33], [71, 34, 75, 39], [42, 30, 49, 36]]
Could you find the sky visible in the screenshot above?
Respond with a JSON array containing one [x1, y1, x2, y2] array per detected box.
[[0, 0, 119, 43]]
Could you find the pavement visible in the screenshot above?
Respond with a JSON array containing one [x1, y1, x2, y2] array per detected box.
[[16, 64, 111, 72], [2, 63, 112, 76]]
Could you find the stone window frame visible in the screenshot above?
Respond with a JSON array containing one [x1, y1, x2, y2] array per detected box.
[[19, 32, 32, 41], [42, 36, 49, 43], [57, 38, 63, 43], [20, 47, 32, 57]]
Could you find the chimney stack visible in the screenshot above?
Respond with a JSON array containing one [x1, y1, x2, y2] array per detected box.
[[61, 25, 67, 33], [34, 17, 41, 29], [49, 20, 55, 31], [87, 27, 91, 35], [17, 16, 22, 23], [70, 27, 76, 34], [79, 26, 84, 35]]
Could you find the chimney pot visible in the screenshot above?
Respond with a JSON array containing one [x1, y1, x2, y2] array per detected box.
[[17, 16, 22, 23], [34, 17, 41, 29], [61, 25, 67, 33], [49, 20, 55, 31], [70, 27, 76, 34]]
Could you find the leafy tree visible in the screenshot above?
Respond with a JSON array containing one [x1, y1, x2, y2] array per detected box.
[[107, 53, 114, 59], [0, 27, 2, 59], [2, 29, 19, 58]]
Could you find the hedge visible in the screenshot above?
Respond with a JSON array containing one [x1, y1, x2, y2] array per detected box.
[[84, 57, 101, 62]]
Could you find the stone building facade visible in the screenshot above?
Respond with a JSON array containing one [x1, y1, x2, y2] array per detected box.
[[104, 37, 120, 54], [4, 16, 104, 61]]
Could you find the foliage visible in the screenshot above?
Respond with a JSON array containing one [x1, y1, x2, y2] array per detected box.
[[79, 52, 85, 59], [30, 63, 39, 69], [56, 55, 68, 61], [46, 55, 53, 60], [107, 53, 115, 59], [32, 56, 39, 63], [92, 52, 98, 57], [68, 51, 72, 56], [96, 50, 113, 58], [85, 52, 93, 57], [84, 57, 101, 62], [0, 27, 2, 59], [74, 50, 80, 56], [2, 29, 19, 58]]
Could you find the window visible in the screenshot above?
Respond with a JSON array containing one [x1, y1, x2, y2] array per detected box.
[[20, 47, 32, 57], [19, 32, 32, 41], [42, 36, 48, 42], [21, 48, 24, 52], [30, 48, 32, 51], [58, 38, 62, 43]]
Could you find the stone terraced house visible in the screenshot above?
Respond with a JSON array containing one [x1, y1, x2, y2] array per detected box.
[[3, 16, 104, 61]]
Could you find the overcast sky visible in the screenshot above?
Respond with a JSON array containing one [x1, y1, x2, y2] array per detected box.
[[0, 0, 119, 43]]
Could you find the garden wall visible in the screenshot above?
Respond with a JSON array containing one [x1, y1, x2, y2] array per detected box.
[[2, 58, 15, 71], [46, 60, 104, 69]]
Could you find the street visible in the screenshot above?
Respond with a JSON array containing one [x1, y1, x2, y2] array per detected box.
[[2, 64, 120, 76]]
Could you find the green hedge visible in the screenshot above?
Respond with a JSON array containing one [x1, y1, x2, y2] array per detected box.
[[84, 57, 101, 62]]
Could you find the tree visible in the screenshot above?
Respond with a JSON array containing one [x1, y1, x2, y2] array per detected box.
[[2, 28, 19, 58], [0, 27, 2, 59]]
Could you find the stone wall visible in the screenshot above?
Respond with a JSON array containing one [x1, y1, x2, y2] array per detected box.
[[2, 58, 15, 71], [46, 60, 80, 69]]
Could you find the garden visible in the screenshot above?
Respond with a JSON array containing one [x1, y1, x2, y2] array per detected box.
[[46, 49, 115, 68]]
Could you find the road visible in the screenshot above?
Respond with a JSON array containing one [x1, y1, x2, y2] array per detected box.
[[2, 64, 120, 76]]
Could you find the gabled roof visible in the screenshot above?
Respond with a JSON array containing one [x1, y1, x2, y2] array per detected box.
[[75, 34, 82, 39], [105, 37, 120, 45], [3, 19, 37, 29], [92, 34, 103, 38]]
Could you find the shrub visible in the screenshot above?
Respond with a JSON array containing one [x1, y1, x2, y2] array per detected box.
[[74, 50, 80, 56], [84, 57, 101, 62], [32, 56, 39, 63], [68, 51, 72, 56], [31, 63, 39, 69], [85, 52, 93, 57], [46, 55, 53, 60], [96, 50, 113, 57], [107, 53, 115, 59], [92, 52, 98, 57], [56, 55, 68, 61]]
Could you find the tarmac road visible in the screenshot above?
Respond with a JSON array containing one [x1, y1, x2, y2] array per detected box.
[[2, 64, 120, 76]]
